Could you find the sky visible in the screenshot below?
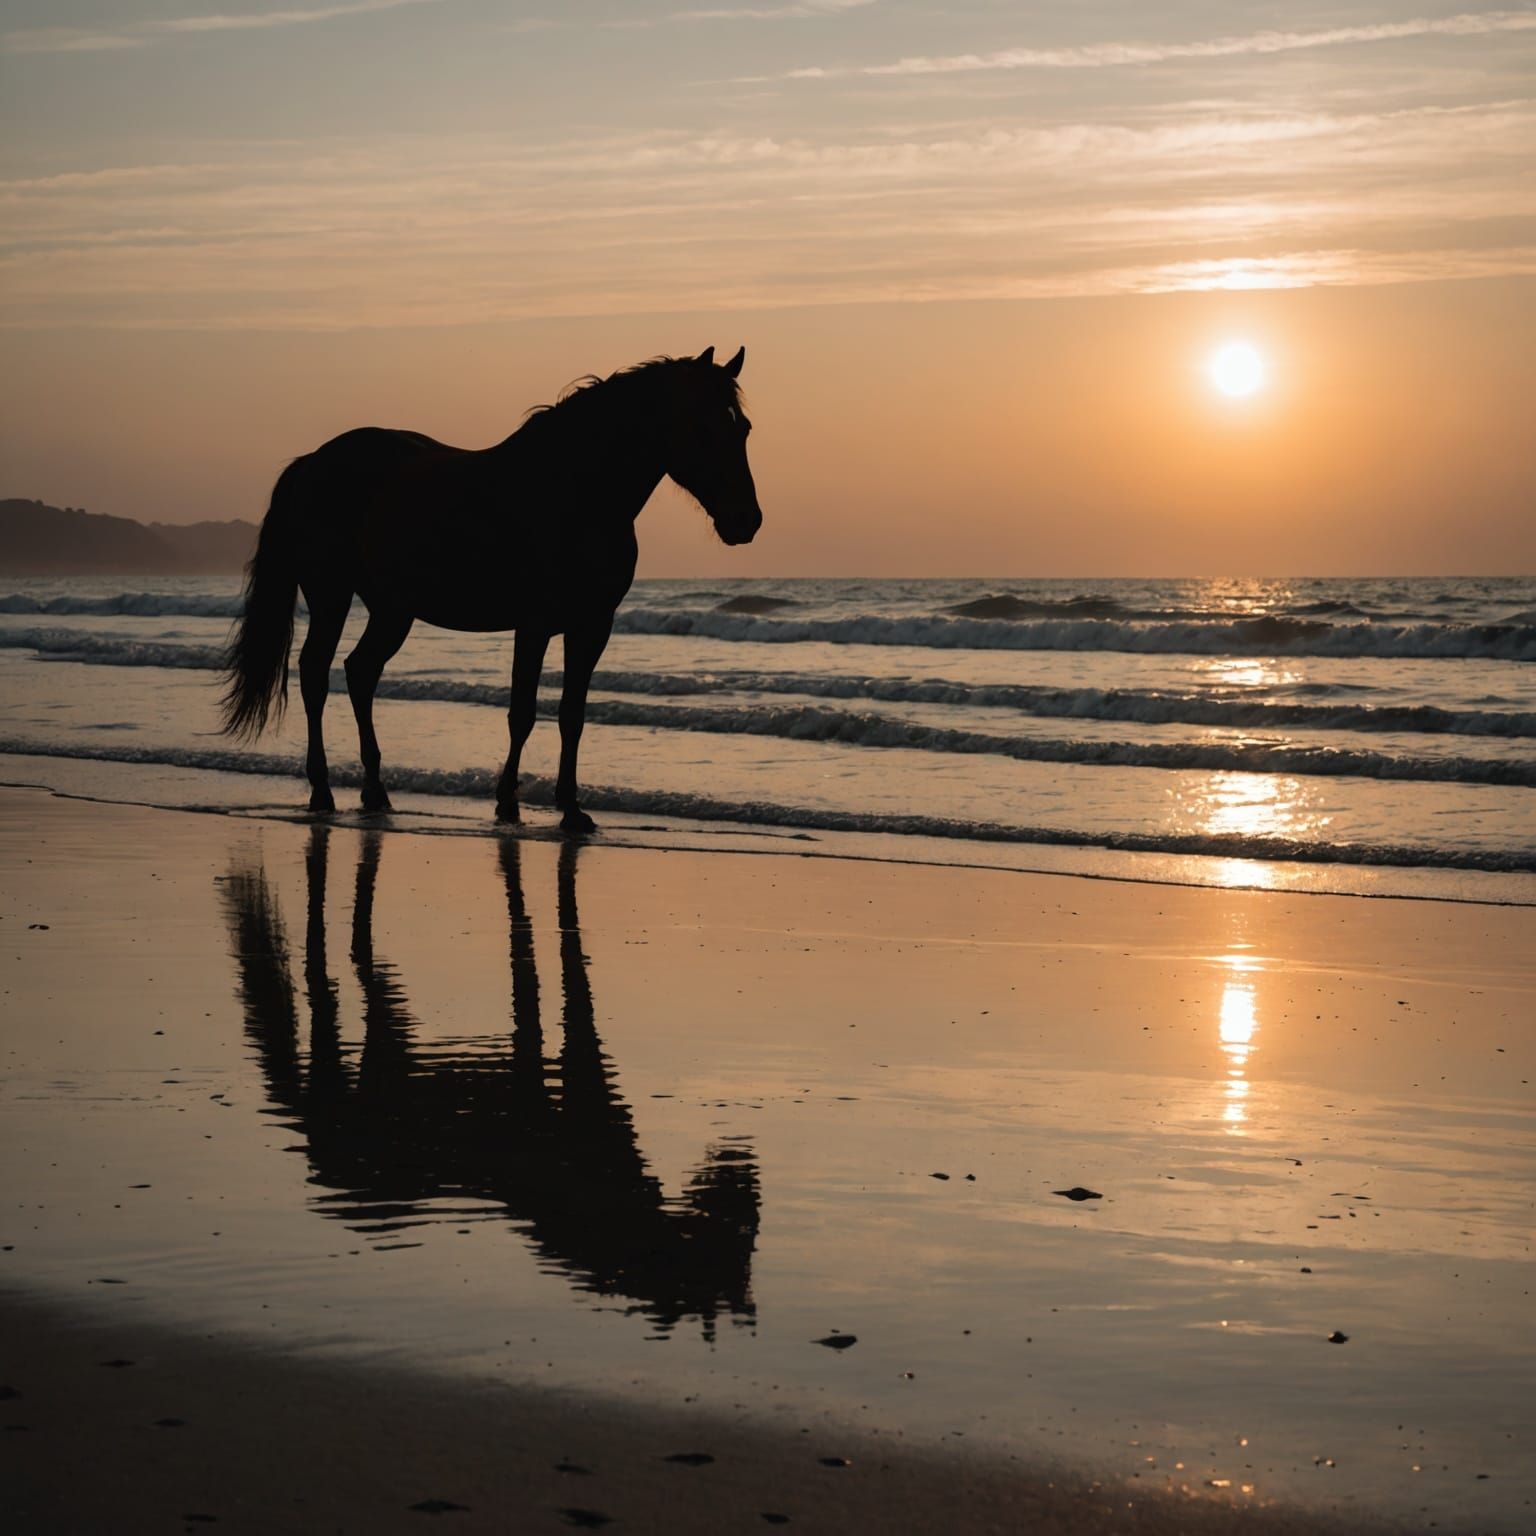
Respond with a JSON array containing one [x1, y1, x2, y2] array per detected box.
[[1, 0, 1532, 574]]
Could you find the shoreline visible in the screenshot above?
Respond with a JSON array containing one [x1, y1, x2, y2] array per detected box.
[[4, 755, 1532, 907]]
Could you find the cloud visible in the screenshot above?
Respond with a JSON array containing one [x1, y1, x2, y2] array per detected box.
[[2, 93, 1530, 329], [675, 0, 874, 18], [771, 10, 1536, 80], [4, 29, 151, 54], [4, 0, 446, 55], [594, 0, 874, 31]]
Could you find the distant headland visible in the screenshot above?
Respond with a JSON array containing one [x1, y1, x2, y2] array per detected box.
[[0, 499, 257, 575]]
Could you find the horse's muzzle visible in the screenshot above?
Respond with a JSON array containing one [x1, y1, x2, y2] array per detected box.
[[717, 508, 763, 546]]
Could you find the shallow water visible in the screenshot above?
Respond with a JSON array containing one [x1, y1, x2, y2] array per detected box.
[[1, 575, 1533, 894], [4, 795, 1532, 1531]]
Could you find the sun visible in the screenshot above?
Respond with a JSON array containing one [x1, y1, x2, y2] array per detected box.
[[1208, 342, 1266, 398]]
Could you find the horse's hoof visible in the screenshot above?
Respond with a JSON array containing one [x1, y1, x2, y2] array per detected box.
[[495, 800, 521, 825], [360, 788, 393, 814], [308, 788, 336, 814], [560, 807, 597, 836]]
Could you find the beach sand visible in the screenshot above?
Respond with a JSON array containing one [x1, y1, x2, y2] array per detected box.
[[2, 1292, 1387, 1536], [2, 786, 1531, 1533]]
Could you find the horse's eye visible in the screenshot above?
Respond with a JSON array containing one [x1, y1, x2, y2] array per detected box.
[[725, 406, 738, 424]]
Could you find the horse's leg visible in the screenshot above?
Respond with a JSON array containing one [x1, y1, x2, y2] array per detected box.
[[495, 629, 550, 823], [554, 619, 612, 835], [344, 607, 414, 813], [302, 824, 346, 1095], [297, 585, 351, 813]]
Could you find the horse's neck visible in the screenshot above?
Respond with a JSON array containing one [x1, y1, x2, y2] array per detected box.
[[500, 385, 668, 521]]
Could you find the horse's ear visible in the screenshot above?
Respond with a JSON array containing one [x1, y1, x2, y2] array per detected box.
[[695, 346, 715, 366], [722, 345, 745, 379]]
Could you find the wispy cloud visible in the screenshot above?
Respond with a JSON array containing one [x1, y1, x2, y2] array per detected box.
[[4, 3, 1531, 328], [4, 30, 146, 54], [593, 0, 875, 31], [770, 10, 1536, 80], [676, 0, 874, 18], [3, 96, 1530, 328], [4, 0, 446, 55]]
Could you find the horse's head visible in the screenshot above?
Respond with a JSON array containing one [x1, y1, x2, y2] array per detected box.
[[665, 346, 762, 546]]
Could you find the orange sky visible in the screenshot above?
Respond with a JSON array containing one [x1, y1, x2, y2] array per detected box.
[[2, 2, 1533, 574]]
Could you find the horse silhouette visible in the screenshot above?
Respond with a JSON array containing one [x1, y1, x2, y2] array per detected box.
[[220, 347, 762, 830], [218, 829, 759, 1338]]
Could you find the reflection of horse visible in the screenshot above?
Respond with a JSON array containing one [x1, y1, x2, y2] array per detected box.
[[218, 347, 762, 830], [219, 830, 759, 1338]]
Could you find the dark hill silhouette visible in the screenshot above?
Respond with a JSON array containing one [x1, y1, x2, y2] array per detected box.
[[0, 498, 257, 575]]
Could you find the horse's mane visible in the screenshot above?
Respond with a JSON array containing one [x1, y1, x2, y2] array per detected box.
[[512, 355, 742, 442]]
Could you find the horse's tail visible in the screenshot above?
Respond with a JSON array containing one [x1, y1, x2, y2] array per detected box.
[[219, 463, 304, 740]]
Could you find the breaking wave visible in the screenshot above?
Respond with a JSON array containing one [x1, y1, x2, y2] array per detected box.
[[949, 593, 1134, 620], [5, 629, 1533, 745], [0, 631, 230, 670], [946, 593, 1381, 622], [3, 736, 1531, 873], [560, 699, 1536, 787], [610, 608, 1536, 661], [714, 595, 799, 615], [0, 591, 246, 618], [5, 592, 1534, 661]]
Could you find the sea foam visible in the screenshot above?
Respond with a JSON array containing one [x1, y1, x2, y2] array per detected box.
[[3, 735, 1532, 873]]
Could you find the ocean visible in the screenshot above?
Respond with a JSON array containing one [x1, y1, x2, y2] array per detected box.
[[2, 574, 1532, 901]]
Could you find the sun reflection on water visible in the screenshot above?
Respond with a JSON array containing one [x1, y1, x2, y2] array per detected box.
[[1217, 959, 1260, 1132], [1164, 647, 1337, 885], [1174, 770, 1333, 890], [1196, 655, 1306, 691]]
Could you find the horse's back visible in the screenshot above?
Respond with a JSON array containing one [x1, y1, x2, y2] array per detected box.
[[306, 425, 465, 470], [283, 426, 488, 522], [279, 427, 614, 629], [325, 426, 449, 450], [277, 427, 627, 630]]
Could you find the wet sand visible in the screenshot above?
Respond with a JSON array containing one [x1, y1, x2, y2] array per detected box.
[[2, 787, 1531, 1533], [3, 1291, 1389, 1535]]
